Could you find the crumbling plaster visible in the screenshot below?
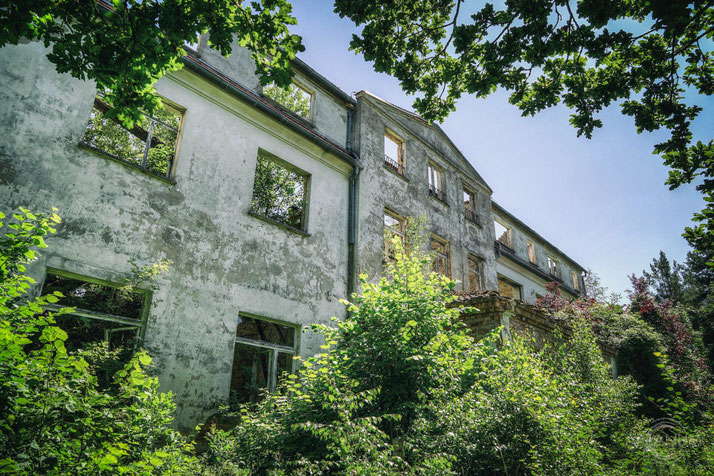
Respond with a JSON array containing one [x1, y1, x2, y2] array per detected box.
[[353, 94, 498, 291], [0, 41, 353, 431]]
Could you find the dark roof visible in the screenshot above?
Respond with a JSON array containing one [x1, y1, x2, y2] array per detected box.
[[181, 54, 358, 168], [291, 56, 355, 106], [492, 200, 586, 272]]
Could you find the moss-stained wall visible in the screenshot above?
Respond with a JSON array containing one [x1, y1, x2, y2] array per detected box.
[[353, 92, 498, 291], [0, 40, 353, 431]]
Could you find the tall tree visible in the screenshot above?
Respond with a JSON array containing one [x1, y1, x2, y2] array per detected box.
[[643, 250, 684, 302], [334, 0, 714, 254], [0, 0, 303, 128]]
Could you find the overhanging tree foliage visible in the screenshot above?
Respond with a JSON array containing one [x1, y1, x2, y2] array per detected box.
[[334, 0, 714, 254], [4, 1, 713, 254], [0, 0, 304, 128]]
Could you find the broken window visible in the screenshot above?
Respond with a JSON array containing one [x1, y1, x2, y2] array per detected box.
[[81, 94, 183, 178], [262, 82, 312, 120], [572, 271, 581, 291], [40, 271, 149, 356], [383, 131, 405, 175], [428, 163, 446, 201], [468, 255, 484, 292], [463, 188, 478, 224], [431, 236, 450, 277], [548, 256, 559, 277], [494, 220, 512, 248], [384, 209, 406, 261], [498, 277, 522, 300], [230, 315, 296, 404], [527, 241, 537, 264], [251, 151, 308, 231]]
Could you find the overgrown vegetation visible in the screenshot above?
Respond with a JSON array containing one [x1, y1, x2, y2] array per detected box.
[[3, 208, 713, 474], [0, 209, 197, 474], [196, 237, 714, 474]]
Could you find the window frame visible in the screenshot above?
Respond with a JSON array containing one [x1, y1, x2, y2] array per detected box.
[[494, 219, 512, 248], [572, 270, 581, 291], [79, 93, 185, 181], [383, 208, 407, 262], [40, 267, 152, 348], [462, 185, 479, 225], [527, 240, 537, 264], [547, 256, 560, 278], [497, 275, 523, 300], [231, 313, 298, 398], [431, 234, 451, 277], [427, 162, 446, 202], [249, 149, 311, 234], [383, 129, 406, 177], [467, 254, 485, 292], [261, 79, 315, 123]]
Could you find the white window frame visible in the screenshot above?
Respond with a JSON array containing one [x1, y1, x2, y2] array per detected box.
[[427, 162, 446, 201], [232, 314, 298, 395], [384, 208, 407, 261], [431, 235, 450, 277], [547, 256, 559, 277], [467, 254, 484, 291]]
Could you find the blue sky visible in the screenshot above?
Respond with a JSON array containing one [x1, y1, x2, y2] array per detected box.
[[288, 2, 713, 297]]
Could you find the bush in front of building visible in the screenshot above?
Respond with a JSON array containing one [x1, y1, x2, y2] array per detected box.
[[198, 238, 714, 475], [0, 209, 198, 474]]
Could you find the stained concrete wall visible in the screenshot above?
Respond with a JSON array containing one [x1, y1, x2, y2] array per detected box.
[[353, 92, 498, 291], [195, 38, 350, 147], [0, 40, 353, 431]]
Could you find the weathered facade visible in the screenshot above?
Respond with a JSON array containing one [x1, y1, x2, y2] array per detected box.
[[0, 36, 585, 429]]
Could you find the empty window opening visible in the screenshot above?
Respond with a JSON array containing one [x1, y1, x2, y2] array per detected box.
[[41, 271, 149, 359], [230, 315, 296, 404], [527, 241, 537, 264], [384, 209, 406, 261], [427, 163, 446, 201], [81, 94, 183, 178], [494, 220, 512, 248], [262, 82, 312, 120], [463, 188, 478, 224], [431, 236, 450, 277], [548, 257, 559, 277], [383, 132, 405, 175], [572, 271, 581, 291], [251, 151, 309, 231], [468, 255, 484, 292], [498, 277, 522, 300], [184, 32, 201, 52]]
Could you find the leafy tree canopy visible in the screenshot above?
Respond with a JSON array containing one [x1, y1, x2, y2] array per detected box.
[[0, 0, 304, 128], [334, 0, 714, 253]]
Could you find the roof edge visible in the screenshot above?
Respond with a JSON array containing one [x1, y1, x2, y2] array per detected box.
[[492, 200, 586, 272], [292, 56, 355, 106], [356, 90, 493, 194]]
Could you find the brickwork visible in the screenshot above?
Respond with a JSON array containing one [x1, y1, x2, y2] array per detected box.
[[450, 291, 617, 360]]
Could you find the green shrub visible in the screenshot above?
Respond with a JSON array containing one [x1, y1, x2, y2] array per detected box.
[[199, 237, 714, 475], [0, 209, 196, 474]]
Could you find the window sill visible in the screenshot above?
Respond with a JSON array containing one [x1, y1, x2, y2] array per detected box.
[[383, 164, 409, 182], [428, 193, 449, 207], [248, 210, 310, 237], [465, 216, 481, 227], [78, 143, 176, 185]]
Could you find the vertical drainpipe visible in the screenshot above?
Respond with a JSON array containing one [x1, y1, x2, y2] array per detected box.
[[346, 107, 361, 298]]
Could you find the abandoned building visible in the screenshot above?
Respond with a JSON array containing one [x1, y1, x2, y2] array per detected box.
[[0, 34, 586, 430]]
